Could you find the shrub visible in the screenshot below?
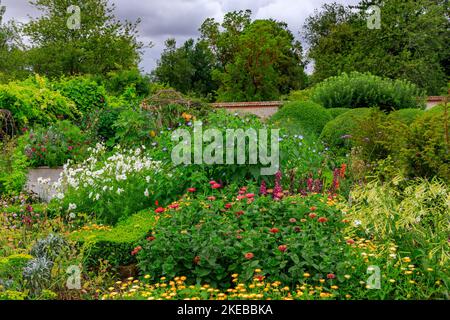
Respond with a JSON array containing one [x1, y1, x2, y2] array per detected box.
[[0, 137, 29, 195], [101, 69, 151, 97], [0, 254, 33, 290], [281, 89, 312, 102], [311, 72, 425, 111], [387, 108, 424, 125], [320, 108, 372, 153], [328, 108, 351, 119], [0, 76, 78, 129], [52, 77, 107, 115], [395, 107, 449, 182], [270, 101, 332, 136], [70, 210, 155, 267], [23, 120, 93, 168]]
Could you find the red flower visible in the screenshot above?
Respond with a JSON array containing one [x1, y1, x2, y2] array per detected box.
[[245, 252, 254, 260], [168, 203, 179, 209], [294, 226, 301, 233], [269, 228, 279, 234], [155, 200, 159, 206], [209, 180, 217, 185], [318, 217, 328, 223], [131, 246, 142, 256], [340, 164, 347, 178], [147, 236, 156, 241], [278, 245, 287, 252], [327, 273, 336, 279], [254, 275, 265, 282], [187, 188, 196, 193], [193, 256, 201, 264], [68, 146, 74, 151], [154, 207, 165, 213], [309, 213, 317, 219], [246, 193, 255, 199], [346, 239, 355, 245], [240, 187, 247, 192], [237, 195, 246, 201], [207, 196, 216, 201], [235, 211, 245, 217], [310, 206, 317, 211], [225, 203, 232, 209], [238, 190, 245, 195], [211, 183, 221, 189]]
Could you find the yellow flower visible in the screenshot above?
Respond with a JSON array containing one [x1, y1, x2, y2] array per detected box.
[[319, 279, 325, 284], [345, 294, 352, 299], [160, 277, 166, 281], [231, 273, 239, 278], [303, 273, 311, 278], [254, 269, 262, 273], [426, 268, 434, 272], [402, 257, 411, 263], [144, 275, 150, 279], [180, 276, 187, 281], [344, 275, 351, 279], [404, 270, 413, 275], [389, 279, 396, 283], [127, 277, 134, 281], [331, 285, 338, 290]]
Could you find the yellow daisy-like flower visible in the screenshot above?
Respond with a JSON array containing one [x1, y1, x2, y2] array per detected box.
[[303, 273, 311, 278], [144, 274, 151, 279]]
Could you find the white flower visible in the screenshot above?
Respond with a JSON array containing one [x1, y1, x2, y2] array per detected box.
[[117, 188, 124, 195], [68, 203, 77, 211], [354, 220, 362, 227], [144, 189, 149, 197], [69, 212, 76, 219]]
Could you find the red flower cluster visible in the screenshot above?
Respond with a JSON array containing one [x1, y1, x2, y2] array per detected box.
[[131, 246, 142, 256], [318, 217, 328, 223], [154, 207, 165, 213]]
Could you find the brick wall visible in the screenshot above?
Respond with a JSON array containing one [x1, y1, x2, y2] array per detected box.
[[212, 97, 447, 118]]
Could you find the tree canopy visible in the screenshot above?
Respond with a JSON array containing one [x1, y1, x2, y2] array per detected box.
[[304, 0, 450, 95]]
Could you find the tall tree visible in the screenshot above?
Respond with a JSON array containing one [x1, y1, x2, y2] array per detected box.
[[0, 2, 28, 81], [213, 19, 307, 101], [304, 0, 450, 95], [152, 38, 217, 98], [24, 0, 146, 77]]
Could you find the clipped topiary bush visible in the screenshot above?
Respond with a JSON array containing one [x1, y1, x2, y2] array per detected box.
[[270, 101, 332, 136], [312, 72, 425, 111], [320, 108, 372, 153], [387, 109, 424, 125], [328, 108, 351, 119], [70, 210, 155, 268]]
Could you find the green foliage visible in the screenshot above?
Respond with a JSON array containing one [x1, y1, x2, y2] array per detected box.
[[328, 108, 351, 119], [23, 120, 92, 168], [70, 210, 154, 267], [24, 0, 144, 77], [52, 77, 107, 115], [137, 189, 353, 288], [349, 175, 450, 266], [270, 101, 332, 137], [102, 69, 151, 97], [0, 76, 78, 129], [394, 107, 450, 182], [0, 254, 33, 279], [112, 108, 154, 148], [152, 39, 217, 99], [213, 19, 307, 101], [320, 108, 372, 153], [281, 88, 312, 102], [304, 0, 449, 95], [387, 108, 424, 125], [311, 72, 425, 111], [0, 137, 30, 195]]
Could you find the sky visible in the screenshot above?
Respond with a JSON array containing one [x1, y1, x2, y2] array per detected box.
[[1, 0, 359, 74]]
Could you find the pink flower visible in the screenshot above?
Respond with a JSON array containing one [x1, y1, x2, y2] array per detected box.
[[187, 188, 196, 193], [168, 203, 179, 209], [207, 196, 216, 201], [278, 245, 287, 252], [209, 180, 217, 185], [327, 273, 336, 279], [246, 193, 255, 199], [154, 207, 165, 213], [237, 195, 246, 201], [259, 180, 267, 195], [245, 252, 254, 260], [211, 183, 221, 189]]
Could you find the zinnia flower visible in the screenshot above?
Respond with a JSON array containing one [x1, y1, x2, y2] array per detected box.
[[187, 188, 196, 193], [245, 252, 254, 260], [327, 273, 336, 279], [154, 207, 165, 213], [318, 217, 328, 223], [270, 228, 280, 234], [278, 245, 287, 252]]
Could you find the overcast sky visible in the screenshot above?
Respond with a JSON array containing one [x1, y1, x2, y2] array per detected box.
[[1, 0, 359, 73]]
